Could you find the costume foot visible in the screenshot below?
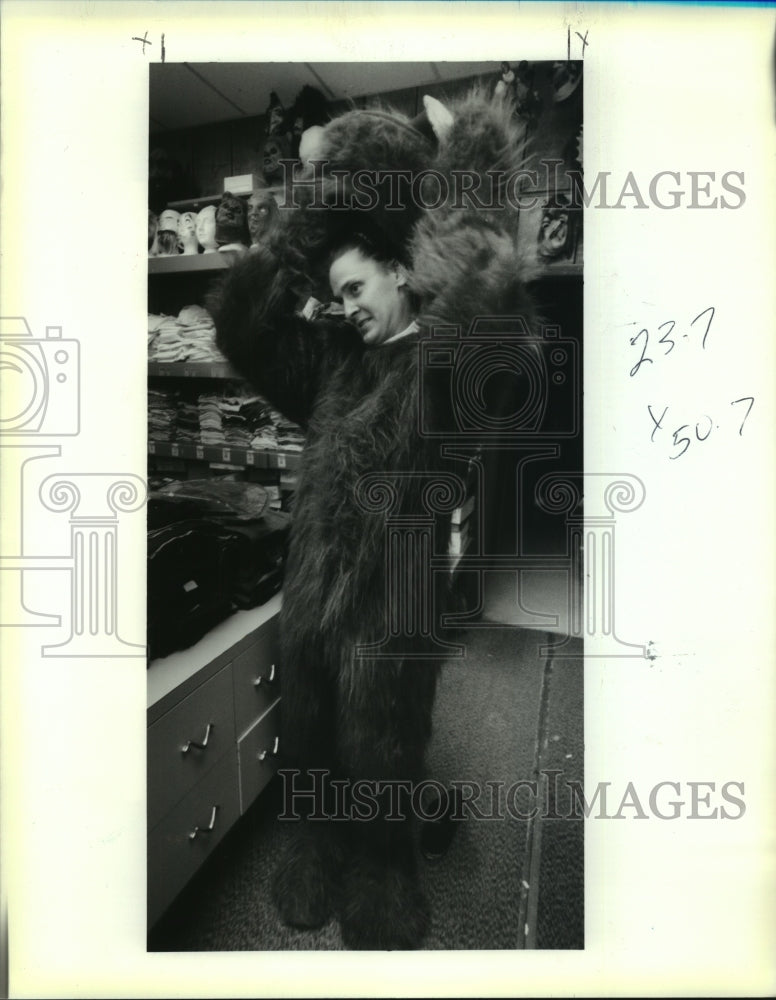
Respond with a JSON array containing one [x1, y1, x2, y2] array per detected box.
[[340, 850, 430, 950], [271, 825, 340, 929]]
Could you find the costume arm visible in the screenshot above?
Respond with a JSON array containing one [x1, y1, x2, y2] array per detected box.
[[210, 246, 358, 428], [434, 87, 527, 192], [411, 88, 538, 333]]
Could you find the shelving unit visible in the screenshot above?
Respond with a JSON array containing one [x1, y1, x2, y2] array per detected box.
[[148, 251, 239, 275], [148, 244, 303, 480], [147, 244, 292, 926], [148, 439, 301, 470], [166, 194, 222, 213], [147, 361, 236, 378]]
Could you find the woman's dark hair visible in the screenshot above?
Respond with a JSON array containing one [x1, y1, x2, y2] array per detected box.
[[326, 227, 405, 273], [269, 204, 413, 304]]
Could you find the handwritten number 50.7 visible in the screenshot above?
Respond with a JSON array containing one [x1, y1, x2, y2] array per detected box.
[[668, 399, 754, 459], [649, 397, 755, 459]]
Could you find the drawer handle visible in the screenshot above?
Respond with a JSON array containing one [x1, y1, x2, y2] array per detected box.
[[188, 805, 219, 840], [181, 722, 214, 754], [258, 736, 280, 762], [253, 663, 276, 687]]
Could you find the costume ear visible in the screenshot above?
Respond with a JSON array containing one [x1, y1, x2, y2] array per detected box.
[[422, 95, 454, 142]]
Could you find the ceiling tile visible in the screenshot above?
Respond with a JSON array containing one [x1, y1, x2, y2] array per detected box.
[[190, 63, 321, 117], [150, 61, 503, 132], [149, 63, 244, 131]]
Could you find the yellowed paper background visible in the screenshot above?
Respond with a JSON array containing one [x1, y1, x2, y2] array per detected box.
[[1, 2, 774, 996]]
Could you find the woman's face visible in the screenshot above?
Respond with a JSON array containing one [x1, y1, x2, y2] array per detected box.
[[328, 248, 412, 346]]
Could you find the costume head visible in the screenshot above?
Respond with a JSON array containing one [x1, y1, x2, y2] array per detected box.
[[157, 208, 181, 256], [247, 187, 279, 247], [195, 205, 217, 252], [215, 192, 250, 249], [259, 134, 291, 181], [177, 211, 199, 254], [148, 210, 159, 254], [282, 84, 330, 158], [271, 105, 435, 299], [268, 87, 529, 328]]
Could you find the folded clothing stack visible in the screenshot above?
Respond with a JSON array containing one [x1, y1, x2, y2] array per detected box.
[[148, 389, 179, 442], [147, 480, 291, 661], [274, 416, 306, 453], [196, 392, 301, 453], [198, 393, 226, 447], [176, 400, 201, 444], [148, 305, 227, 364], [220, 396, 254, 450], [147, 518, 242, 660], [217, 394, 268, 450], [249, 403, 305, 452], [148, 386, 305, 453]]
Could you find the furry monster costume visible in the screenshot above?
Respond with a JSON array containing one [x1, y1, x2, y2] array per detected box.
[[212, 89, 535, 949]]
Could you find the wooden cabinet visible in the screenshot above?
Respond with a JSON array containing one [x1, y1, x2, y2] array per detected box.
[[148, 663, 236, 829], [148, 750, 241, 926], [237, 700, 281, 813], [147, 595, 281, 927], [231, 616, 279, 737]]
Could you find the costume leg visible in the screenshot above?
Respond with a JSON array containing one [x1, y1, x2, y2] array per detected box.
[[271, 652, 342, 930], [335, 658, 438, 949], [271, 807, 346, 930]]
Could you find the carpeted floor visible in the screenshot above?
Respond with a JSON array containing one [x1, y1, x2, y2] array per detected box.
[[148, 625, 583, 951]]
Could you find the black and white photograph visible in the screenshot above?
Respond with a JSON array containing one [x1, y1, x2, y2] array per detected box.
[[145, 59, 584, 952], [1, 3, 775, 997]]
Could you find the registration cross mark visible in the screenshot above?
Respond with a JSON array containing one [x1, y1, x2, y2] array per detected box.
[[132, 31, 166, 61]]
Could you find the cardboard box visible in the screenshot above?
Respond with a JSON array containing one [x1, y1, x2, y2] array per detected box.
[[223, 174, 260, 196]]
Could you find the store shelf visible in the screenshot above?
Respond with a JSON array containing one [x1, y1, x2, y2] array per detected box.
[[165, 194, 223, 213], [148, 251, 240, 275], [148, 361, 237, 378], [531, 261, 582, 280], [148, 439, 301, 470]]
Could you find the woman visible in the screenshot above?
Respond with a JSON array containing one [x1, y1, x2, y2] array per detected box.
[[328, 237, 416, 346], [212, 89, 535, 949]]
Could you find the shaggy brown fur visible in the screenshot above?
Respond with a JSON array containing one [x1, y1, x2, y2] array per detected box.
[[211, 87, 535, 950]]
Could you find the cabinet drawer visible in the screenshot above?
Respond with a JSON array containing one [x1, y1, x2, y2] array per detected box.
[[237, 699, 281, 813], [148, 664, 236, 828], [232, 622, 279, 737], [148, 748, 240, 927]]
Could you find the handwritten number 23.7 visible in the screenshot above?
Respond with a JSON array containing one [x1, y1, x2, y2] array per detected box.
[[630, 306, 714, 377], [648, 397, 755, 459]]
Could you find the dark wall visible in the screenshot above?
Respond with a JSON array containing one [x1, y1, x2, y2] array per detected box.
[[148, 73, 492, 203]]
